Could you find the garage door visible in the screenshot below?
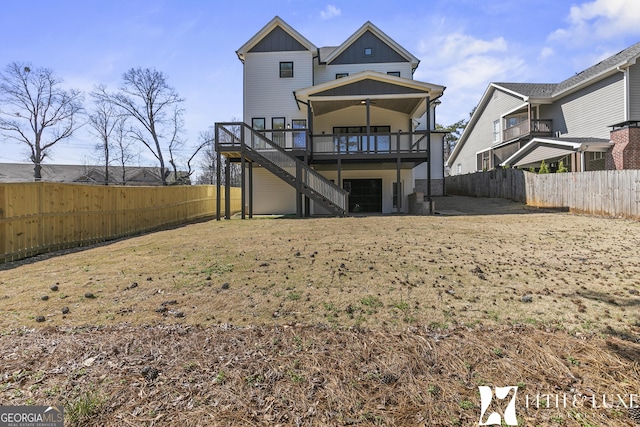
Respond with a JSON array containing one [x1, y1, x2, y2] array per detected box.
[[343, 179, 382, 213]]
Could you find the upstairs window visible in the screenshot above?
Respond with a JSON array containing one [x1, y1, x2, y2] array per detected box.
[[336, 73, 349, 79], [364, 47, 373, 56], [387, 71, 401, 77], [279, 62, 293, 78], [493, 120, 500, 142]]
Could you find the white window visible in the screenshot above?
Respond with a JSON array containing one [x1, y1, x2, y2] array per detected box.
[[493, 120, 500, 142], [457, 164, 462, 174]]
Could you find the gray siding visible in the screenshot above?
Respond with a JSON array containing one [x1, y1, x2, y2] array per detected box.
[[548, 73, 624, 138], [249, 27, 308, 52], [629, 63, 640, 120], [330, 30, 408, 65], [454, 88, 525, 174]]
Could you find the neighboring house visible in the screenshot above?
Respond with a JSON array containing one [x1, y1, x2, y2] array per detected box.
[[216, 16, 446, 216], [0, 163, 190, 185], [448, 42, 640, 175]]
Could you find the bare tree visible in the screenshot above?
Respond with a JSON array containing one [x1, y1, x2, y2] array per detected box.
[[196, 127, 241, 186], [114, 125, 134, 185], [88, 86, 128, 185], [95, 68, 185, 185], [0, 62, 84, 180]]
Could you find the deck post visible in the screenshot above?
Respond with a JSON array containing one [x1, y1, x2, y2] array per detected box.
[[296, 162, 302, 218], [396, 156, 401, 214], [426, 95, 433, 214], [241, 153, 246, 219], [225, 155, 231, 220], [216, 128, 221, 221], [248, 161, 253, 218]]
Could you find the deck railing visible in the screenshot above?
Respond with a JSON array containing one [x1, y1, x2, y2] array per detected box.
[[311, 131, 430, 155], [216, 123, 349, 214], [502, 120, 553, 141]]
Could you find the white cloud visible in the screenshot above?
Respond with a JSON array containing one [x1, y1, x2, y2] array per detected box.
[[415, 32, 526, 124], [550, 0, 640, 42], [538, 47, 554, 60], [320, 5, 341, 20]]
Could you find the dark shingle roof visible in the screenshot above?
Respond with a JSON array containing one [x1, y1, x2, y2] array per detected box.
[[494, 41, 640, 99], [318, 46, 338, 63], [494, 83, 557, 97], [554, 41, 640, 94]]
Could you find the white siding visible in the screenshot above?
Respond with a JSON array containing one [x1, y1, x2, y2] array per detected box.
[[248, 168, 297, 215], [629, 63, 640, 121], [243, 51, 313, 126], [453, 88, 524, 174], [314, 62, 414, 85], [548, 73, 625, 138]]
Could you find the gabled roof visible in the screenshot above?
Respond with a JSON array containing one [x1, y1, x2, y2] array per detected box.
[[447, 41, 640, 167], [493, 83, 557, 98], [321, 21, 420, 69], [501, 137, 611, 167], [236, 16, 317, 62], [294, 70, 444, 116], [554, 41, 640, 96]]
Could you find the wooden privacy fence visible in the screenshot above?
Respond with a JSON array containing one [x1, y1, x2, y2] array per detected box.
[[446, 169, 640, 220], [0, 183, 242, 263]]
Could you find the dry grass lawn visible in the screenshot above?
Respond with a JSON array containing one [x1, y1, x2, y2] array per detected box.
[[1, 196, 639, 426]]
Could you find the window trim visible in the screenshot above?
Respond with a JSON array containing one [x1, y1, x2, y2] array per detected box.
[[492, 119, 500, 143], [336, 73, 349, 79], [387, 71, 401, 77], [279, 61, 293, 78], [364, 47, 373, 56]]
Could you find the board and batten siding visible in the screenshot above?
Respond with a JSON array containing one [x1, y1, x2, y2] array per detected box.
[[454, 88, 525, 174], [314, 62, 414, 85], [243, 51, 313, 126], [629, 63, 640, 120], [548, 72, 624, 138]]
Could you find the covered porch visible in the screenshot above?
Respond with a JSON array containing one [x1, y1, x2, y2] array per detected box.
[[501, 137, 612, 172]]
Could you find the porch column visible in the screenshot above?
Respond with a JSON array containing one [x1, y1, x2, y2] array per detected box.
[[337, 158, 342, 189], [426, 95, 433, 214], [248, 161, 253, 218], [241, 152, 246, 220], [216, 147, 221, 220], [396, 157, 401, 214], [365, 98, 371, 142], [225, 157, 231, 220]]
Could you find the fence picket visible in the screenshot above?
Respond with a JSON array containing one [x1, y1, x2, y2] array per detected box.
[[0, 183, 241, 263], [446, 169, 640, 220]]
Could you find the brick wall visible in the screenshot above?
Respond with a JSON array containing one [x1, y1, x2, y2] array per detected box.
[[607, 126, 640, 169]]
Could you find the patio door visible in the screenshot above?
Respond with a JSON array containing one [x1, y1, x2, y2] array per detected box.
[[343, 179, 382, 213]]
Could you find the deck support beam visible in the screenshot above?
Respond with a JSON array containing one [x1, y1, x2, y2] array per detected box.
[[216, 141, 221, 221]]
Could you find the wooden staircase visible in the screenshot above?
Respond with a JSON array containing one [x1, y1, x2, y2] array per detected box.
[[215, 123, 348, 217]]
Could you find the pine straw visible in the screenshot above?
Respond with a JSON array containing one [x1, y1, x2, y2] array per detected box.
[[1, 323, 639, 426]]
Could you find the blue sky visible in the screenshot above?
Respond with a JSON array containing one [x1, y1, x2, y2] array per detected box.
[[1, 0, 640, 167]]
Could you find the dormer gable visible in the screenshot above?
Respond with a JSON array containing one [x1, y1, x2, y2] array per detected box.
[[236, 16, 317, 62], [322, 22, 419, 70]]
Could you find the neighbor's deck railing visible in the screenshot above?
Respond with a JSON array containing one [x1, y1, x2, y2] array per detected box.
[[502, 119, 553, 142], [0, 183, 242, 263]]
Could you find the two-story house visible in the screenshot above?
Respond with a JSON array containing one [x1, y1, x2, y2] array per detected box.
[[448, 41, 640, 175], [215, 16, 446, 217]]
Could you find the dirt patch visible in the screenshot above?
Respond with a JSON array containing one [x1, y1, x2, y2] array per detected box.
[[1, 196, 640, 425]]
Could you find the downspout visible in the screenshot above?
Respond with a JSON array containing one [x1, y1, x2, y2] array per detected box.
[[617, 66, 629, 121]]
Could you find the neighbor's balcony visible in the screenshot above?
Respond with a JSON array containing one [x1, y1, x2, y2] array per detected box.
[[502, 119, 552, 142]]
